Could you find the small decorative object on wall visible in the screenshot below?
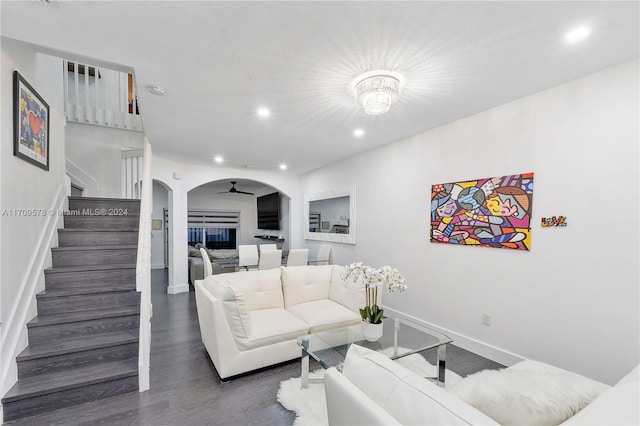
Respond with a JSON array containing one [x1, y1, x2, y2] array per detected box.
[[13, 71, 50, 170], [430, 172, 534, 250], [541, 216, 567, 227], [321, 221, 330, 230]]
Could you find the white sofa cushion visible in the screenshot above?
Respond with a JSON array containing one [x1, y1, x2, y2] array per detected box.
[[449, 360, 610, 426], [212, 268, 284, 311], [239, 308, 309, 351], [203, 277, 252, 339], [286, 299, 360, 333], [329, 265, 365, 312], [562, 365, 639, 425], [342, 344, 498, 425], [281, 265, 333, 307]]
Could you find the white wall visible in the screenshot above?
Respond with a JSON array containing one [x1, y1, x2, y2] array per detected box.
[[152, 155, 301, 294], [301, 60, 639, 385], [1, 38, 68, 399], [65, 122, 144, 198], [151, 181, 168, 269]]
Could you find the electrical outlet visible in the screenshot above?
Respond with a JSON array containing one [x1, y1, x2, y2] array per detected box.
[[482, 313, 492, 327]]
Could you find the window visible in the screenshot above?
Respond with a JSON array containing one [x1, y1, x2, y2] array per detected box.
[[188, 209, 239, 250]]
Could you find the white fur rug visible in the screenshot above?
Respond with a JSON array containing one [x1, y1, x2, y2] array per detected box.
[[277, 349, 462, 426]]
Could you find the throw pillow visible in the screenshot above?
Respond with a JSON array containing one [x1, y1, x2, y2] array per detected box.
[[449, 362, 609, 426], [188, 247, 201, 257]]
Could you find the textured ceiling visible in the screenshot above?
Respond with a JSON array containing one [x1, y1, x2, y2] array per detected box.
[[2, 1, 638, 174]]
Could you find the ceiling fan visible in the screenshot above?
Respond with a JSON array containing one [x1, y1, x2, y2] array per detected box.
[[218, 181, 254, 195]]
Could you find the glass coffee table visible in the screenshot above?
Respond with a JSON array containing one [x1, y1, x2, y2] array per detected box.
[[297, 318, 452, 388]]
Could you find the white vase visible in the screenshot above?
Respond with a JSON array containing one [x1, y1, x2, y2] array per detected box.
[[361, 321, 383, 342]]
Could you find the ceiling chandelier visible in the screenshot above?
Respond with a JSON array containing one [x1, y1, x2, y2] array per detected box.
[[352, 71, 404, 115]]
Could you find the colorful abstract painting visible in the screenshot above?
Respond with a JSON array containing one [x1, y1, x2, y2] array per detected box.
[[430, 173, 534, 250], [13, 71, 49, 170]]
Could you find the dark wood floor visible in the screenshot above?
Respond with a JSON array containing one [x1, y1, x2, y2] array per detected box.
[[7, 269, 503, 425]]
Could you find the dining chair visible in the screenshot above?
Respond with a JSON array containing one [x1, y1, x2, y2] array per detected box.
[[258, 249, 282, 270], [286, 248, 309, 267], [259, 244, 277, 253], [200, 248, 213, 277], [309, 244, 331, 265], [238, 244, 259, 270]]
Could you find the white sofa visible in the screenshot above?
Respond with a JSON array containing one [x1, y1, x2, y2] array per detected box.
[[194, 264, 363, 379], [325, 344, 639, 425]]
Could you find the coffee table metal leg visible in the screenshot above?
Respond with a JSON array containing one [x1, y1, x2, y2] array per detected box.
[[301, 348, 310, 389], [436, 344, 447, 387], [393, 318, 400, 357]]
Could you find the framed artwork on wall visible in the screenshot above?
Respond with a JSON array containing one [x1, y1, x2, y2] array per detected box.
[[430, 172, 534, 250], [14, 70, 50, 171]]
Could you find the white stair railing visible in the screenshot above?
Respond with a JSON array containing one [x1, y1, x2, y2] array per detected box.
[[121, 150, 144, 199], [136, 137, 152, 391], [63, 60, 143, 131]]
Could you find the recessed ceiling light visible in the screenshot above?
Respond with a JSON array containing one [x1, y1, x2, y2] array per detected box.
[[354, 128, 365, 137], [214, 156, 224, 164], [147, 84, 165, 96], [565, 26, 591, 43], [257, 107, 270, 118], [279, 164, 287, 170]]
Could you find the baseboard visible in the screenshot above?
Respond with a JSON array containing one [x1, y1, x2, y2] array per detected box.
[[151, 263, 165, 270], [383, 307, 525, 367], [167, 283, 189, 294]]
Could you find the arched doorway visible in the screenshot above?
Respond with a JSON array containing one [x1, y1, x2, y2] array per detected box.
[[187, 178, 291, 260]]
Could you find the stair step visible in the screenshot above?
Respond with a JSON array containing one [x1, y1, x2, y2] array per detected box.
[[16, 330, 139, 379], [36, 288, 140, 315], [63, 214, 140, 230], [45, 263, 137, 273], [38, 286, 137, 297], [1, 359, 138, 422], [44, 263, 136, 288], [28, 305, 140, 327], [51, 245, 138, 267], [68, 196, 141, 214], [27, 306, 140, 344], [57, 229, 139, 246]]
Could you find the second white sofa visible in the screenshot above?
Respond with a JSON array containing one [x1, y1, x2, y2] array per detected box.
[[194, 264, 364, 379], [326, 344, 639, 425]]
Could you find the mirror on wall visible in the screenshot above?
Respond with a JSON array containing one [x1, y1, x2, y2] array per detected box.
[[304, 186, 356, 244]]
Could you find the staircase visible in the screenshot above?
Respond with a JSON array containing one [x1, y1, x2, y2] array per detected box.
[[1, 197, 141, 422]]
